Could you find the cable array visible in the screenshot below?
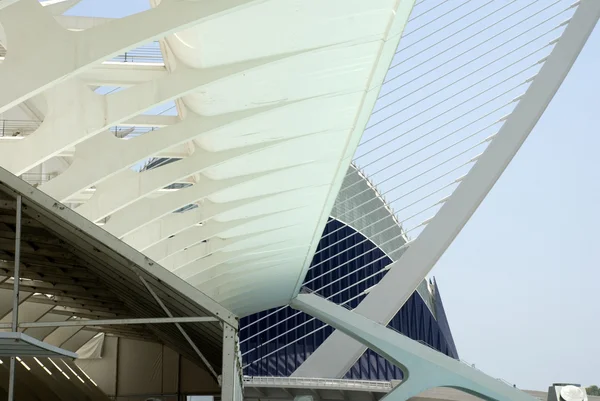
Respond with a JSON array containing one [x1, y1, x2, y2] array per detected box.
[[241, 0, 578, 373]]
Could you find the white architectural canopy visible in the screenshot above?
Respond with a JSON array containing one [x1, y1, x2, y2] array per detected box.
[[0, 0, 416, 316], [0, 0, 598, 399]]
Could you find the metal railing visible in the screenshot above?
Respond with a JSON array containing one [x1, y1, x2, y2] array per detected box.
[[1, 42, 163, 64], [111, 41, 163, 64], [0, 121, 159, 140], [111, 125, 158, 139], [243, 376, 393, 391], [0, 119, 41, 137]]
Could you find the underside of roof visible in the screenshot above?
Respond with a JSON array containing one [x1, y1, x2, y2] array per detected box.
[[0, 0, 416, 317], [0, 166, 236, 374]]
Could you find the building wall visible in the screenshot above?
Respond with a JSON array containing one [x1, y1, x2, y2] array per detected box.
[[240, 219, 458, 379]]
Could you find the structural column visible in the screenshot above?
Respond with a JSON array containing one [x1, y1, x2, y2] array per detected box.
[[8, 194, 22, 401], [221, 324, 241, 401]]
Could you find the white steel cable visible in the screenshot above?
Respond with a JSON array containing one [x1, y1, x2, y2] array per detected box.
[[386, 0, 561, 82], [381, 7, 570, 100], [364, 60, 545, 157], [407, 0, 454, 23], [304, 120, 505, 256], [306, 137, 490, 272], [401, 0, 486, 41], [359, 65, 540, 179], [343, 80, 529, 197], [318, 160, 475, 247], [328, 98, 518, 218], [315, 130, 499, 255], [359, 99, 517, 177], [362, 55, 544, 154], [376, 27, 556, 116]]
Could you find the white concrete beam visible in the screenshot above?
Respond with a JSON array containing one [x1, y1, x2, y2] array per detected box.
[[57, 142, 188, 159], [122, 114, 178, 127], [41, 0, 81, 15], [173, 244, 289, 280], [38, 102, 284, 201], [291, 293, 537, 401], [2, 49, 295, 176], [115, 178, 320, 251], [160, 235, 257, 270], [143, 216, 265, 260], [0, 0, 20, 11], [292, 0, 600, 379], [78, 62, 167, 86], [54, 15, 114, 31], [122, 192, 303, 250], [103, 170, 276, 238], [163, 226, 300, 271], [0, 0, 266, 113], [74, 140, 288, 222], [103, 47, 307, 127], [191, 253, 300, 288], [196, 252, 306, 293]]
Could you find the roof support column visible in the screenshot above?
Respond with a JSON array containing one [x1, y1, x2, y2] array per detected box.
[[291, 293, 535, 401], [221, 324, 242, 401], [7, 194, 21, 401]]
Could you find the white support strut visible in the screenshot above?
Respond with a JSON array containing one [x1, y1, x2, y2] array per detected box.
[[291, 293, 537, 401]]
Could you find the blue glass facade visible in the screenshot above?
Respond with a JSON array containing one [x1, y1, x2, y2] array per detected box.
[[240, 219, 458, 379]]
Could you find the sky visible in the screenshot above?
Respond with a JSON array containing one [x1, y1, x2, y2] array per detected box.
[[65, 0, 599, 392]]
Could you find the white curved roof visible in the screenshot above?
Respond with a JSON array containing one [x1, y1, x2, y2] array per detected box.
[[0, 0, 414, 316]]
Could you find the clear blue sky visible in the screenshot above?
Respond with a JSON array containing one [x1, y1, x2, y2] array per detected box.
[[66, 0, 599, 391]]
